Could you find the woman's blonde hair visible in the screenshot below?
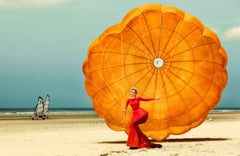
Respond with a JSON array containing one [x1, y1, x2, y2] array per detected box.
[[131, 87, 138, 93]]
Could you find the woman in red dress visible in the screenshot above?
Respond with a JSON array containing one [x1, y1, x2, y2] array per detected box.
[[123, 87, 162, 149]]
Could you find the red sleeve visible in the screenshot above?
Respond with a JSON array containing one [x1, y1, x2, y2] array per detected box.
[[138, 97, 155, 101]]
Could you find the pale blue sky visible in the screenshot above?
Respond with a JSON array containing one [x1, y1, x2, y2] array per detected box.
[[0, 0, 239, 108]]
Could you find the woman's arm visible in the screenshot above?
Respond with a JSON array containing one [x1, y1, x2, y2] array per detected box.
[[139, 97, 159, 101], [123, 99, 129, 113]]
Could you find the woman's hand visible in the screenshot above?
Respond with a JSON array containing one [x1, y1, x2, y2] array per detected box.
[[155, 97, 160, 100]]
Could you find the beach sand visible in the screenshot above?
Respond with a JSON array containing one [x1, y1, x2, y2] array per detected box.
[[0, 112, 239, 156]]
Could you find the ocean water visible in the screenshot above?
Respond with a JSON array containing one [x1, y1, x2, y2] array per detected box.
[[211, 107, 240, 113], [0, 108, 96, 116]]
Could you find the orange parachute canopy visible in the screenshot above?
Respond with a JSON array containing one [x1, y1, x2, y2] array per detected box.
[[82, 4, 228, 140]]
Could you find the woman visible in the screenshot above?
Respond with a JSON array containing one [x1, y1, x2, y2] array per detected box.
[[123, 87, 162, 149]]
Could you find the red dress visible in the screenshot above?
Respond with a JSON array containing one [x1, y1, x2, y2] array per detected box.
[[125, 97, 155, 148]]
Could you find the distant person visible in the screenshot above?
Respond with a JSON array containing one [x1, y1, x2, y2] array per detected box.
[[123, 87, 162, 149]]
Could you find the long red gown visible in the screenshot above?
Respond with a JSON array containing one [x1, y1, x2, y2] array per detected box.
[[125, 97, 155, 148]]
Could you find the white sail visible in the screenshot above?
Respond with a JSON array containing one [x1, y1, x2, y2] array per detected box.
[[44, 95, 50, 114], [35, 97, 44, 116]]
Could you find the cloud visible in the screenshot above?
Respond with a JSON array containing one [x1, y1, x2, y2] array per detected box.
[[223, 26, 240, 40], [0, 0, 72, 8]]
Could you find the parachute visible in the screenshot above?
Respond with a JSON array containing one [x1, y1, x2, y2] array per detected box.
[[82, 4, 228, 140]]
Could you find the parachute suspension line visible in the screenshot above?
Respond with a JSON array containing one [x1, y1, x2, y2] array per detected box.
[[143, 11, 163, 105], [120, 27, 132, 106], [155, 12, 164, 104], [140, 12, 154, 96], [171, 17, 184, 98], [166, 17, 186, 127], [135, 11, 145, 92], [140, 12, 148, 94], [154, 12, 163, 104], [120, 27, 127, 124], [120, 28, 124, 94], [162, 17, 185, 86], [98, 38, 125, 122], [144, 11, 161, 113], [155, 65, 160, 106], [167, 16, 208, 124], [186, 31, 216, 110]]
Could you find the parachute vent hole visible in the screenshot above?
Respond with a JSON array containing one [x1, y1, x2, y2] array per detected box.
[[153, 58, 164, 68]]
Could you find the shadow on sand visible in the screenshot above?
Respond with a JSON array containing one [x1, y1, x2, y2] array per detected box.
[[98, 137, 230, 144]]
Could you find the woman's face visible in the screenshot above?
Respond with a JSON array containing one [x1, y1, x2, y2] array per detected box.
[[131, 89, 137, 97]]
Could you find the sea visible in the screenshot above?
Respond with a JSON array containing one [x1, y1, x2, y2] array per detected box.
[[0, 108, 96, 116], [0, 107, 239, 116]]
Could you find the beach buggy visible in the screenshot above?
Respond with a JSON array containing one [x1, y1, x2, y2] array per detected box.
[[32, 95, 50, 120]]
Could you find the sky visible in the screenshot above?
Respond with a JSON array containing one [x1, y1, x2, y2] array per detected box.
[[0, 0, 239, 108]]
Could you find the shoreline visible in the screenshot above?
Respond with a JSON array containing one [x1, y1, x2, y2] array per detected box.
[[0, 113, 100, 121], [0, 110, 239, 121]]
